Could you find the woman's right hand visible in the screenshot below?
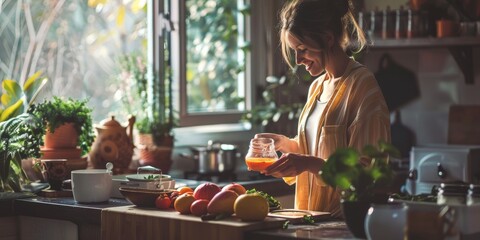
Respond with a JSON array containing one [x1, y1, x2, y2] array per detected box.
[[254, 133, 299, 153]]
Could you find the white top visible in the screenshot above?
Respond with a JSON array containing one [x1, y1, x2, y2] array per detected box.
[[305, 76, 341, 155]]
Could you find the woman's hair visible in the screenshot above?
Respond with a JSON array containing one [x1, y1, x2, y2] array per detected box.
[[279, 0, 366, 67]]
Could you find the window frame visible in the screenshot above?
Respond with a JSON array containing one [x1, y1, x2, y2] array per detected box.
[[167, 0, 254, 127]]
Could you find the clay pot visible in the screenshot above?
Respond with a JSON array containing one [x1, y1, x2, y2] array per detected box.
[[44, 123, 78, 149], [138, 144, 173, 173]]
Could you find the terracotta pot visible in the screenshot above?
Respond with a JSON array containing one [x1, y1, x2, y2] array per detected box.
[[137, 133, 154, 146], [138, 145, 173, 173], [44, 123, 78, 148], [40, 147, 82, 159]]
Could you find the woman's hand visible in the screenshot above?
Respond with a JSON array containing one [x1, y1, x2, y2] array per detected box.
[[254, 133, 299, 153], [262, 153, 324, 178]]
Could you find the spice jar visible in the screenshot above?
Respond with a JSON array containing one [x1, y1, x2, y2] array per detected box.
[[467, 184, 480, 206], [437, 183, 468, 205]]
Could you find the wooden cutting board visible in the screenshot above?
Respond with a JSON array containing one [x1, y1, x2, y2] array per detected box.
[[268, 209, 331, 224], [101, 205, 287, 240]]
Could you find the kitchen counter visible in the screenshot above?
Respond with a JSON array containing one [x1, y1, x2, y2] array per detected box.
[[0, 178, 355, 240]]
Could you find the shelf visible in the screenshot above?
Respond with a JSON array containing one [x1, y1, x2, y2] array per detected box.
[[368, 37, 480, 84], [369, 37, 480, 49]]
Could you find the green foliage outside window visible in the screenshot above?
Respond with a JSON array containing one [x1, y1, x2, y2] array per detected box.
[[185, 0, 249, 112]]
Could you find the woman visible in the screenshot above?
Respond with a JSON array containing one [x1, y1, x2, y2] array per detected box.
[[255, 0, 390, 218]]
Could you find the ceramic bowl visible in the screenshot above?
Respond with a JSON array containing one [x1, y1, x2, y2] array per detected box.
[[125, 174, 172, 182], [119, 187, 174, 207]]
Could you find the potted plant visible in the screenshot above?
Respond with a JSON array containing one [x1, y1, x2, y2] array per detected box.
[[320, 141, 400, 238], [29, 96, 95, 157], [0, 72, 47, 192], [116, 53, 176, 173]]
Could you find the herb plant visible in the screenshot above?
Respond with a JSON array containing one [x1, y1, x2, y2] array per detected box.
[[246, 188, 281, 209], [321, 141, 400, 202], [29, 96, 94, 155]]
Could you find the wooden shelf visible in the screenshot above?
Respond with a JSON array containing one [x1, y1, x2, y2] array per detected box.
[[369, 36, 480, 49], [368, 37, 480, 84]]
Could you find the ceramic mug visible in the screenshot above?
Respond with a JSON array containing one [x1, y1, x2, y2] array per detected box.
[[365, 203, 407, 240], [71, 169, 112, 203], [41, 159, 68, 191]]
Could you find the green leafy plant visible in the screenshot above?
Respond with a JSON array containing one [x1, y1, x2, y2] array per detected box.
[[0, 71, 47, 192], [29, 96, 94, 155], [116, 54, 176, 146], [321, 141, 400, 202], [0, 113, 44, 192]]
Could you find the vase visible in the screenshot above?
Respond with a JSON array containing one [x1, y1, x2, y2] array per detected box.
[[341, 200, 371, 239]]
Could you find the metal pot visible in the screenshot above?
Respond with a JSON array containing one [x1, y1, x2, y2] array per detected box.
[[186, 140, 239, 173]]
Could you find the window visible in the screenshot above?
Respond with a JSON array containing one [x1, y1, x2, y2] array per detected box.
[[160, 0, 251, 127]]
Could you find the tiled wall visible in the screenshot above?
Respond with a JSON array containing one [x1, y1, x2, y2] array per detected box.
[[363, 47, 480, 145]]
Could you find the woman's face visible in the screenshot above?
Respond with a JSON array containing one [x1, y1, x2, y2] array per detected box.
[[287, 33, 325, 76]]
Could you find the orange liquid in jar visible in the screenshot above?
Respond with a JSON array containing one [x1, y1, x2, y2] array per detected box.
[[245, 157, 276, 171]]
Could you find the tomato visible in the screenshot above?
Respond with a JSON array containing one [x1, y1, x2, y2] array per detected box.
[[155, 194, 171, 210], [169, 190, 180, 208]]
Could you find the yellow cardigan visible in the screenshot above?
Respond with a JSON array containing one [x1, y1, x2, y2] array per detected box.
[[286, 59, 391, 218]]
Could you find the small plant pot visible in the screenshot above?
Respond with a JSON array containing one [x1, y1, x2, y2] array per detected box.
[[138, 144, 173, 173], [44, 123, 78, 148], [341, 200, 371, 239]]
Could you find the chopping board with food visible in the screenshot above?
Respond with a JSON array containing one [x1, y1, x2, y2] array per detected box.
[[103, 181, 330, 240]]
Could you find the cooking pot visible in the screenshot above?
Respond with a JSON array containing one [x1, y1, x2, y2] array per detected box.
[[184, 140, 240, 173]]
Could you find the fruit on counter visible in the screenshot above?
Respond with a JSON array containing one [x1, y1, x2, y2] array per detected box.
[[245, 188, 281, 209], [190, 199, 209, 217], [174, 193, 196, 214], [193, 182, 221, 201], [177, 186, 194, 195], [155, 194, 171, 210], [169, 190, 180, 208], [207, 190, 238, 215], [221, 183, 246, 195], [234, 193, 269, 221]]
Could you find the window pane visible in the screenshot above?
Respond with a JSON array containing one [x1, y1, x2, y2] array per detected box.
[[185, 0, 246, 113]]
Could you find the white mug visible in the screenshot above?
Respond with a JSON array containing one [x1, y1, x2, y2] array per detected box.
[[365, 203, 407, 240], [71, 169, 112, 203]]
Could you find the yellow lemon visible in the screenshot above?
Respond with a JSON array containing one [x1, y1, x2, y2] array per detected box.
[[234, 193, 269, 221]]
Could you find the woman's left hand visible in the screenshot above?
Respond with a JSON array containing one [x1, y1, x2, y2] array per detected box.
[[262, 153, 324, 178]]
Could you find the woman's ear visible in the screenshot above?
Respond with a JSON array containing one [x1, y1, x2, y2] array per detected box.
[[325, 32, 335, 49]]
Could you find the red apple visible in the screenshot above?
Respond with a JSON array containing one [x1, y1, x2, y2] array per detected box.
[[207, 190, 239, 215], [222, 182, 246, 195], [190, 199, 209, 216], [193, 182, 221, 201]]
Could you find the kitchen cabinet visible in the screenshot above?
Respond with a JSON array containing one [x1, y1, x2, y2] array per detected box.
[[368, 36, 480, 84]]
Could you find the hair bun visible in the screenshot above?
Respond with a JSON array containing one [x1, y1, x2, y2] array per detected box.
[[334, 0, 349, 16]]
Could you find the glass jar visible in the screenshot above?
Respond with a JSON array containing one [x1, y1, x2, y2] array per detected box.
[[437, 183, 468, 205], [467, 184, 480, 206], [245, 138, 278, 172]]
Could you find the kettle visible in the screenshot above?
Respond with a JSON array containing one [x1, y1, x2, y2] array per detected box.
[[89, 115, 135, 174]]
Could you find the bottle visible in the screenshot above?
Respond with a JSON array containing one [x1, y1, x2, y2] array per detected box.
[[245, 138, 278, 172]]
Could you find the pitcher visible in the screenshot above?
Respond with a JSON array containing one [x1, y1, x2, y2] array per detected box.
[[89, 115, 135, 174]]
